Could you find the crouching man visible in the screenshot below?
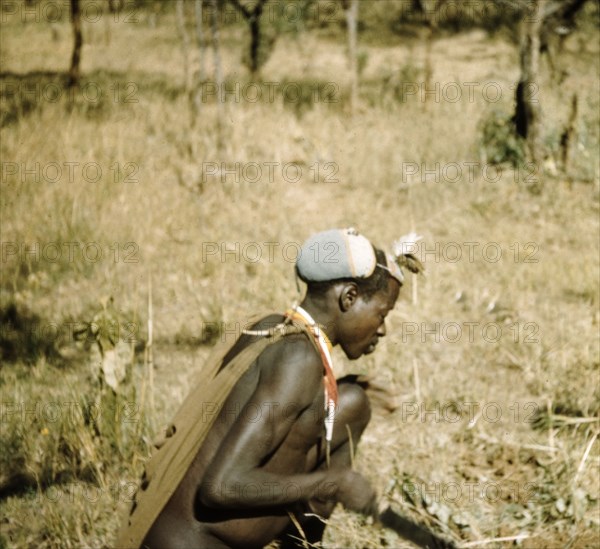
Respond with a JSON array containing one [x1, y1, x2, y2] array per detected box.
[[115, 228, 414, 549]]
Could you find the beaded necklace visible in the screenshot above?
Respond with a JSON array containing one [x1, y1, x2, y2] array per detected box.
[[285, 305, 338, 463]]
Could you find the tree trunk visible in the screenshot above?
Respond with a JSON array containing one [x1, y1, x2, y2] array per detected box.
[[195, 0, 206, 83], [515, 0, 543, 165], [176, 0, 191, 95], [344, 0, 359, 114], [194, 0, 206, 114], [68, 0, 82, 88], [210, 0, 224, 151], [107, 0, 124, 13], [229, 0, 269, 77], [249, 14, 261, 76], [560, 93, 578, 176], [421, 1, 446, 110], [423, 24, 433, 111]]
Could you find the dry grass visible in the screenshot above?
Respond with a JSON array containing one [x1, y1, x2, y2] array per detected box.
[[1, 3, 599, 548]]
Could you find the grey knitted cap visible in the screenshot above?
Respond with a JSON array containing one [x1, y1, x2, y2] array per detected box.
[[296, 227, 403, 284]]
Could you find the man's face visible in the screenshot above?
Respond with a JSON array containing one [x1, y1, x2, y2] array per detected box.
[[338, 277, 400, 360]]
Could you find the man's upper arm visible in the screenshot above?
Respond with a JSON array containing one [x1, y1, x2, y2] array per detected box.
[[203, 336, 323, 480]]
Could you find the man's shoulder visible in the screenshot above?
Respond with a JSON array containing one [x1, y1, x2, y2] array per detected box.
[[258, 328, 324, 388], [248, 313, 322, 368]]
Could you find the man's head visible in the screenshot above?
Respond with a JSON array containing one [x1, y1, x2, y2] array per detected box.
[[296, 228, 403, 359]]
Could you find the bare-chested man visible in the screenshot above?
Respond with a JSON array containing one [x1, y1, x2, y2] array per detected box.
[[116, 228, 410, 549]]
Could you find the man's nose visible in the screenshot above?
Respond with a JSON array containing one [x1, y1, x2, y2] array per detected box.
[[377, 321, 387, 337]]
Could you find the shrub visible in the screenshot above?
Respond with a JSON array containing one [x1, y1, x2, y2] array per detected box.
[[479, 109, 526, 167]]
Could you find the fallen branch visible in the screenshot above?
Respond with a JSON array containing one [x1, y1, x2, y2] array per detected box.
[[460, 534, 530, 547]]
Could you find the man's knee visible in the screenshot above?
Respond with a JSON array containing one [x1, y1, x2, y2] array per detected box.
[[338, 382, 371, 428]]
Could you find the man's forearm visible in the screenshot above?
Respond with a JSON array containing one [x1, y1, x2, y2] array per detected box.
[[199, 469, 339, 509]]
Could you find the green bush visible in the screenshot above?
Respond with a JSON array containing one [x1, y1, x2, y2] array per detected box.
[[479, 109, 525, 167]]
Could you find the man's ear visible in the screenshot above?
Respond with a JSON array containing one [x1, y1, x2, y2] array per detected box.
[[339, 283, 359, 312]]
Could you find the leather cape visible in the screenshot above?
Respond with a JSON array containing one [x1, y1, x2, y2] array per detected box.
[[114, 319, 314, 549]]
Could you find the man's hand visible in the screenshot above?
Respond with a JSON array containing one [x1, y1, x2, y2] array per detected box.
[[331, 470, 378, 517]]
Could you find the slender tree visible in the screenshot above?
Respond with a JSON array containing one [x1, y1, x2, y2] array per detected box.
[[412, 0, 447, 111], [342, 0, 359, 114], [195, 0, 207, 88], [176, 0, 192, 95], [190, 0, 207, 119], [560, 93, 578, 176], [210, 0, 225, 150], [107, 0, 124, 12], [228, 0, 271, 77], [515, 0, 543, 164], [67, 0, 83, 87]]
